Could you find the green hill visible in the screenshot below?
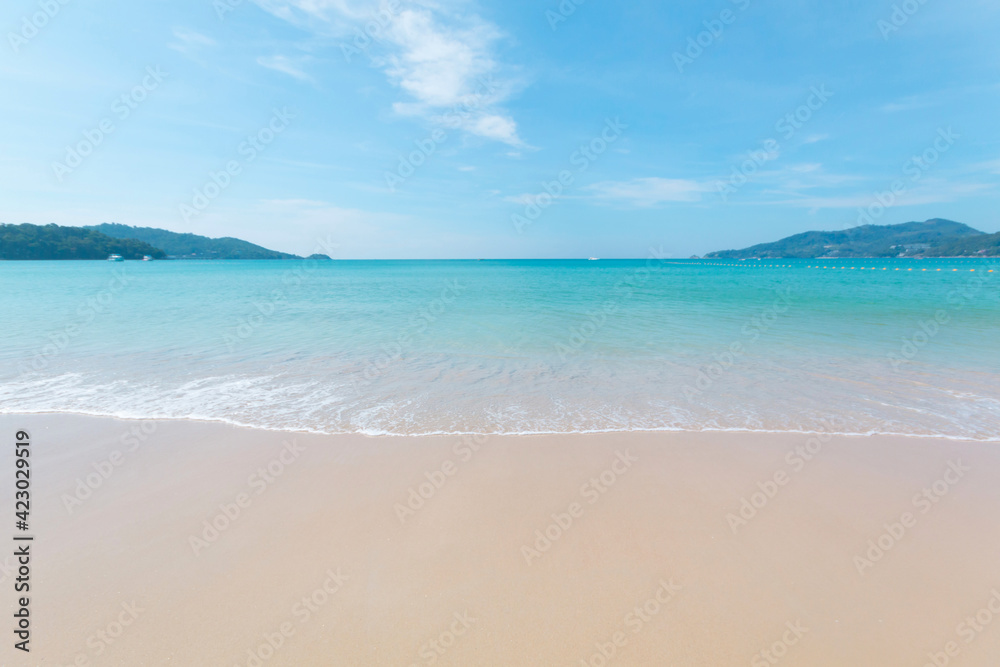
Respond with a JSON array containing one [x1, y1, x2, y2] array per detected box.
[[931, 231, 1000, 257], [706, 219, 993, 259], [89, 224, 299, 260], [0, 223, 165, 260]]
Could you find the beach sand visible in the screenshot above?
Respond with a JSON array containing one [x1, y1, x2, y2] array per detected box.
[[3, 413, 999, 665]]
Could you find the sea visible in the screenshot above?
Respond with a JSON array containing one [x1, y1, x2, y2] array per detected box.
[[1, 258, 998, 440]]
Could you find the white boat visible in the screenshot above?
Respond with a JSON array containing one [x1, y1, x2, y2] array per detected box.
[[588, 257, 599, 261], [142, 255, 153, 261], [107, 254, 124, 262]]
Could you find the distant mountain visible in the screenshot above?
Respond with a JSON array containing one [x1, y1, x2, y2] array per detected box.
[[0, 223, 165, 260], [89, 224, 299, 260], [705, 219, 995, 259]]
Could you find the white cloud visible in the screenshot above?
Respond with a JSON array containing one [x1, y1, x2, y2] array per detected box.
[[252, 0, 524, 145], [584, 177, 710, 207], [257, 55, 314, 82], [466, 113, 520, 145]]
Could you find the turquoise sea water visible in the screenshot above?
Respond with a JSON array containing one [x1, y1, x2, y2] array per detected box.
[[1, 258, 998, 439]]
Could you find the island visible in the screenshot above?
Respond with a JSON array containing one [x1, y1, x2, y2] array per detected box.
[[0, 223, 304, 260]]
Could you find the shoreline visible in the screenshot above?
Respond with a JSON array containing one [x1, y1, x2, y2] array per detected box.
[[3, 408, 997, 442], [4, 412, 1000, 664]]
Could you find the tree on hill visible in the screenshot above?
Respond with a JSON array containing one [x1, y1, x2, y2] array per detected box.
[[0, 223, 165, 260], [705, 219, 990, 259], [89, 223, 300, 259]]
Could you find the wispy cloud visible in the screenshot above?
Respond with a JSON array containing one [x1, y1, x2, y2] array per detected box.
[[257, 55, 314, 82], [503, 193, 537, 205], [762, 180, 994, 209], [758, 163, 864, 191], [168, 28, 217, 55], [190, 197, 412, 256], [252, 0, 524, 146], [801, 133, 829, 145], [878, 93, 941, 114], [972, 158, 1000, 175], [584, 177, 710, 207]]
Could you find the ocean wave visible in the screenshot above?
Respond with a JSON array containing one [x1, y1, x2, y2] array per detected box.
[[2, 371, 997, 441]]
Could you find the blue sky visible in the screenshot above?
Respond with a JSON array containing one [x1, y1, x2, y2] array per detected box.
[[2, 0, 999, 258]]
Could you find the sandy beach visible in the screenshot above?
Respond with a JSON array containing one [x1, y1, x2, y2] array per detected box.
[[6, 0, 999, 663], [2, 413, 997, 665]]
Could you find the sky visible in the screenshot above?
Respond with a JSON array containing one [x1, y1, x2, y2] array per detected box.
[[2, 0, 999, 258]]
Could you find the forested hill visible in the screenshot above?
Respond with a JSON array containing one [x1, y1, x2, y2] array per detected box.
[[0, 224, 165, 260], [89, 224, 299, 259], [706, 219, 996, 259]]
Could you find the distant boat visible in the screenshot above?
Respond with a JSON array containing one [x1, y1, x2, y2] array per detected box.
[[107, 254, 124, 262], [588, 257, 599, 261], [142, 255, 153, 261]]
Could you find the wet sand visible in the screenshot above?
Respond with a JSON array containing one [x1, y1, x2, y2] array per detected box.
[[3, 413, 999, 665]]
